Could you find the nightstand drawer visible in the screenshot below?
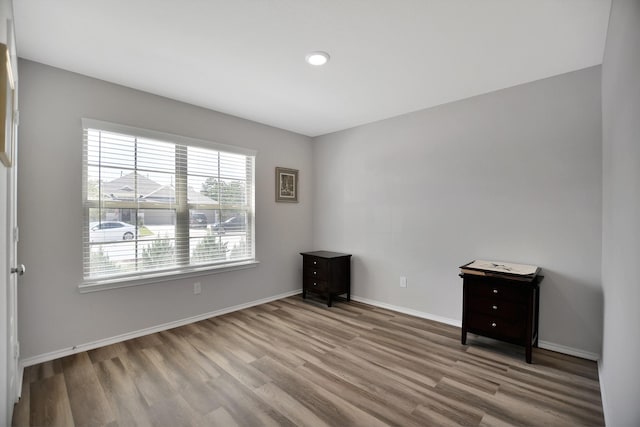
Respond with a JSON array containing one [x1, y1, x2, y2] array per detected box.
[[303, 277, 327, 292], [467, 312, 525, 340], [467, 280, 528, 303], [304, 257, 328, 271], [467, 296, 524, 320], [303, 266, 327, 281]]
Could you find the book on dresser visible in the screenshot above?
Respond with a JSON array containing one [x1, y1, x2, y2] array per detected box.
[[460, 260, 540, 282]]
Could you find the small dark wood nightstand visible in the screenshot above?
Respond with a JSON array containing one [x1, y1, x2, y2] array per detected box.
[[461, 272, 542, 363], [300, 251, 351, 307]]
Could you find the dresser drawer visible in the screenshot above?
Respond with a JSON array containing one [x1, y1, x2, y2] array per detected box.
[[304, 257, 328, 271], [467, 280, 528, 303], [467, 296, 525, 321], [467, 312, 525, 340], [304, 266, 327, 281], [303, 277, 328, 292]]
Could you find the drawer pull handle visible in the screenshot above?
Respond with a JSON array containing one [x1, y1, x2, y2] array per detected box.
[[313, 261, 317, 265], [313, 271, 317, 275], [491, 322, 497, 328], [492, 289, 498, 294], [492, 305, 498, 310], [313, 282, 317, 286]]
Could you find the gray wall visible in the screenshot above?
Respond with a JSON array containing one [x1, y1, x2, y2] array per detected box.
[[17, 60, 313, 359], [601, 0, 640, 425], [313, 67, 603, 356]]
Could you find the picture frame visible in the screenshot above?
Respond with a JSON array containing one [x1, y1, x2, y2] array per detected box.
[[0, 27, 16, 167], [275, 167, 298, 203]]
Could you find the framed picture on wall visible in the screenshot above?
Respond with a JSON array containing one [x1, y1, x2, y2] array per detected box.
[[275, 167, 298, 203]]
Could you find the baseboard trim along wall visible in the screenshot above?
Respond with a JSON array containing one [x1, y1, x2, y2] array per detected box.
[[537, 340, 600, 361], [351, 294, 601, 361], [20, 289, 302, 368], [597, 360, 609, 425], [351, 295, 462, 328]]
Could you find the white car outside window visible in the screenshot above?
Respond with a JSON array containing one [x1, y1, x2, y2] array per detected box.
[[90, 221, 136, 243]]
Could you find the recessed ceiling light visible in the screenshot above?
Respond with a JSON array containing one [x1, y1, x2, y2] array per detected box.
[[305, 51, 330, 66]]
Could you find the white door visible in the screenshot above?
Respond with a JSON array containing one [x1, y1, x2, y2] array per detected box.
[[6, 107, 19, 417], [6, 129, 19, 423], [4, 18, 20, 426]]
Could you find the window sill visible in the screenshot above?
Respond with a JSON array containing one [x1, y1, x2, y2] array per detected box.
[[78, 260, 260, 293]]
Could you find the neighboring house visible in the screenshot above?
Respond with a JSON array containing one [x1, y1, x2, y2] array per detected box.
[[100, 172, 218, 225]]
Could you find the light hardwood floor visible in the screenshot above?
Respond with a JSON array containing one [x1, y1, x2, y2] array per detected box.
[[12, 295, 605, 426]]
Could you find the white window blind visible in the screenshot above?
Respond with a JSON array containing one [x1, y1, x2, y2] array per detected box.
[[82, 119, 256, 283]]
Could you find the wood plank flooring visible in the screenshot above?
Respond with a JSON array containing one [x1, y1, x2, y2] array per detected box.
[[12, 296, 605, 426]]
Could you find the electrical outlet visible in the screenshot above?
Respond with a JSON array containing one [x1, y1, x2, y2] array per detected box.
[[400, 276, 407, 288], [193, 282, 201, 294]]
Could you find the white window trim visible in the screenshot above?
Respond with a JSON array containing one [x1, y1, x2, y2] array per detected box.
[[81, 118, 257, 157], [79, 118, 258, 292], [78, 260, 260, 293]]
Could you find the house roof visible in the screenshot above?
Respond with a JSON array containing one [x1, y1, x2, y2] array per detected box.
[[101, 172, 218, 205], [102, 172, 164, 200]]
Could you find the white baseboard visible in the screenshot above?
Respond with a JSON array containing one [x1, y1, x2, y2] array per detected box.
[[351, 295, 462, 327], [16, 364, 23, 402], [351, 295, 601, 362], [537, 340, 600, 361], [597, 360, 609, 425], [20, 289, 302, 368]]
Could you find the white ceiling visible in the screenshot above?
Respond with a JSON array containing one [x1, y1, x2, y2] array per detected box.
[[13, 0, 611, 137]]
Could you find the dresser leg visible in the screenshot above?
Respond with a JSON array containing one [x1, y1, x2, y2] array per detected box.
[[526, 344, 532, 364], [302, 290, 306, 299], [461, 331, 467, 345], [327, 295, 332, 307]]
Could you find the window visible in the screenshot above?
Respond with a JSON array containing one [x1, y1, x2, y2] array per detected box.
[[82, 119, 256, 285]]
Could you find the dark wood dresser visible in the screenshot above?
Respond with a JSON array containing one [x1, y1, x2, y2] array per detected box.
[[461, 272, 543, 363], [301, 251, 351, 307]]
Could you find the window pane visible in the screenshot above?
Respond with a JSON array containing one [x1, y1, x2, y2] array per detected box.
[[218, 179, 247, 206], [228, 237, 252, 261], [188, 146, 219, 177], [86, 208, 177, 276], [219, 152, 248, 180], [138, 210, 178, 270], [84, 121, 255, 281], [139, 209, 176, 231], [211, 210, 247, 235], [137, 137, 175, 174], [189, 209, 214, 229], [87, 130, 136, 170], [139, 238, 177, 271], [190, 232, 229, 265]]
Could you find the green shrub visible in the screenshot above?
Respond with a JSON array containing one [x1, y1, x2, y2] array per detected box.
[[142, 237, 175, 269], [90, 247, 119, 276], [192, 231, 228, 263]]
